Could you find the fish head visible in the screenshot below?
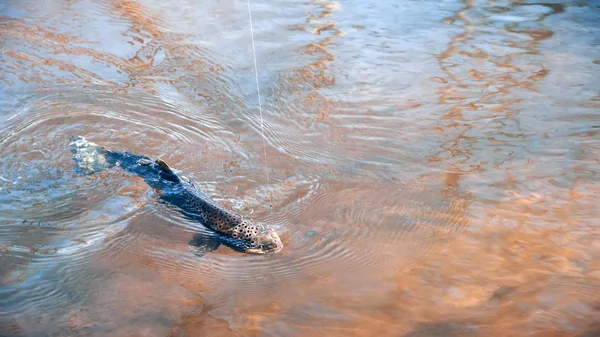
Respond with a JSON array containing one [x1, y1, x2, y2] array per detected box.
[[232, 219, 283, 254], [245, 227, 284, 254]]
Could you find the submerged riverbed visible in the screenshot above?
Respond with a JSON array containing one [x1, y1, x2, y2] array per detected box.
[[1, 0, 599, 336]]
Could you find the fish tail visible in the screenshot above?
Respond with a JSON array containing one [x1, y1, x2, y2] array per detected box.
[[69, 136, 113, 175]]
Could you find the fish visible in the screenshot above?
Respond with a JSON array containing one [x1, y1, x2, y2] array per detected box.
[[69, 136, 283, 255]]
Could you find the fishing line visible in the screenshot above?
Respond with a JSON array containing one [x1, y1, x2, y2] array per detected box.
[[246, 0, 273, 212]]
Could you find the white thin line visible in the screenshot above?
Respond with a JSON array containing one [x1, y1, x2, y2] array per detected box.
[[247, 0, 273, 211]]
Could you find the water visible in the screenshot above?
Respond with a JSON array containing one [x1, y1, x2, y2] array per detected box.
[[1, 0, 599, 336]]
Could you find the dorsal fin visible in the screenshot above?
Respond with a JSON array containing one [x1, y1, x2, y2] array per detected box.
[[156, 158, 174, 172], [156, 158, 181, 183]]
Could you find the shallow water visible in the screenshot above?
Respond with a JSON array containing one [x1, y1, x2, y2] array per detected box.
[[1, 0, 599, 336]]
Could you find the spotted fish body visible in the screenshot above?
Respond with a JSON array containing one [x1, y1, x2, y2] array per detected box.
[[69, 136, 283, 255]]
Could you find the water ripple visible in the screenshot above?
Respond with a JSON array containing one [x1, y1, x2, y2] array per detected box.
[[1, 0, 599, 336]]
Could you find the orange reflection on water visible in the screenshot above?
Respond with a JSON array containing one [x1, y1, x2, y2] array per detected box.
[[1, 0, 599, 336]]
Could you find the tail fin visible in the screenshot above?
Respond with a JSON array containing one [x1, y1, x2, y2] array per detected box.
[[69, 136, 111, 175]]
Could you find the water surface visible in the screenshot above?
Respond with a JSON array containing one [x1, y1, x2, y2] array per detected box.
[[1, 0, 599, 336]]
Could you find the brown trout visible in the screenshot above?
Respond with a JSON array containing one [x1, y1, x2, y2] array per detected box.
[[70, 136, 283, 255]]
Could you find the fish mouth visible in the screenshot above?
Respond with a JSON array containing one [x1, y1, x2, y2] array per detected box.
[[268, 228, 284, 253], [245, 229, 284, 254]]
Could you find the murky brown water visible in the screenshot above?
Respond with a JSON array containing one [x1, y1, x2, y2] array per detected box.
[[1, 0, 599, 336]]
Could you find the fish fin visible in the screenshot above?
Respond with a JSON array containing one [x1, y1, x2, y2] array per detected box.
[[188, 232, 221, 257], [156, 158, 181, 183], [156, 158, 175, 172], [69, 136, 112, 175]]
